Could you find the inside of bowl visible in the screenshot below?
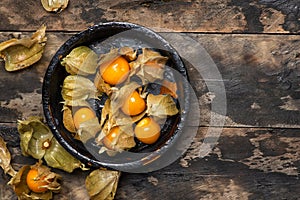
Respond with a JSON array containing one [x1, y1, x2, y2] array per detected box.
[[43, 23, 189, 168]]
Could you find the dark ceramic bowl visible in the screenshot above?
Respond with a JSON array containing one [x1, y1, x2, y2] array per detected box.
[[42, 22, 190, 173]]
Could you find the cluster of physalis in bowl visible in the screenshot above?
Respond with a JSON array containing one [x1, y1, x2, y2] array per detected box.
[[60, 45, 180, 156]]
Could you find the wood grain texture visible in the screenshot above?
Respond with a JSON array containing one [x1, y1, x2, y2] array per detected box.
[[0, 126, 299, 199], [0, 1, 300, 197], [1, 32, 299, 128], [185, 33, 300, 128], [0, 0, 299, 33]]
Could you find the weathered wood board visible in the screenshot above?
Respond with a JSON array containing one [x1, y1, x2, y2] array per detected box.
[[0, 32, 299, 128], [0, 126, 299, 199], [0, 3, 299, 197], [0, 0, 299, 33]]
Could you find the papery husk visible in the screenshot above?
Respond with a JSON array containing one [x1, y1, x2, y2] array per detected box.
[[0, 25, 47, 72], [98, 47, 137, 67], [110, 83, 146, 125], [8, 161, 61, 200], [136, 48, 168, 65], [17, 117, 85, 173], [77, 117, 101, 143], [115, 110, 146, 127], [97, 124, 136, 154], [95, 82, 144, 153], [160, 79, 178, 98], [97, 110, 136, 152], [62, 99, 91, 108], [43, 138, 83, 173], [99, 99, 111, 128], [85, 168, 121, 200], [129, 48, 168, 84], [113, 127, 135, 150], [94, 70, 113, 95], [17, 116, 53, 159], [136, 64, 165, 83], [0, 136, 17, 177], [62, 106, 76, 133], [61, 75, 101, 102], [94, 47, 136, 91], [146, 94, 179, 119], [109, 82, 141, 115], [62, 104, 100, 141], [61, 46, 98, 75], [41, 0, 69, 12], [118, 46, 137, 61], [98, 48, 119, 67]]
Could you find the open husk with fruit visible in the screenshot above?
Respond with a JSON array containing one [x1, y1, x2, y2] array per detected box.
[[8, 161, 61, 200]]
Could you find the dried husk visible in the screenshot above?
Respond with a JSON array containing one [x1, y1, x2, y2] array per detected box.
[[98, 47, 137, 67], [99, 99, 111, 128], [61, 46, 98, 76], [137, 64, 165, 83], [94, 47, 136, 92], [62, 104, 101, 142], [115, 109, 146, 127], [160, 79, 178, 98], [146, 94, 179, 119], [0, 136, 17, 177], [98, 85, 136, 123], [41, 0, 69, 12], [97, 96, 137, 152], [43, 138, 82, 173], [77, 117, 101, 143], [17, 117, 85, 173], [99, 82, 142, 129], [8, 161, 61, 200], [109, 81, 141, 115], [112, 126, 135, 150], [95, 82, 146, 153], [17, 116, 53, 159], [118, 46, 137, 61], [111, 83, 146, 126], [62, 99, 91, 108], [136, 48, 168, 64], [98, 48, 118, 67], [129, 48, 168, 84], [97, 124, 135, 154], [62, 106, 76, 133], [85, 169, 121, 200], [61, 75, 101, 103], [0, 25, 47, 72], [94, 70, 113, 95]]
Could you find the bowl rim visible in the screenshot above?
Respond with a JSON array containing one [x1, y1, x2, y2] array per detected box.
[[42, 21, 190, 172]]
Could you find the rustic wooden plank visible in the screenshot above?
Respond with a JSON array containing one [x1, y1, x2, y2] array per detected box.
[[184, 33, 300, 128], [117, 159, 300, 200], [182, 127, 300, 176], [0, 1, 298, 200], [164, 33, 300, 128], [0, 126, 299, 199], [0, 32, 300, 128], [0, 0, 299, 33], [122, 127, 300, 199]]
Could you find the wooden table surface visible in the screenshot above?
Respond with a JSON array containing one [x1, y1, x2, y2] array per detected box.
[[1, 0, 300, 199]]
